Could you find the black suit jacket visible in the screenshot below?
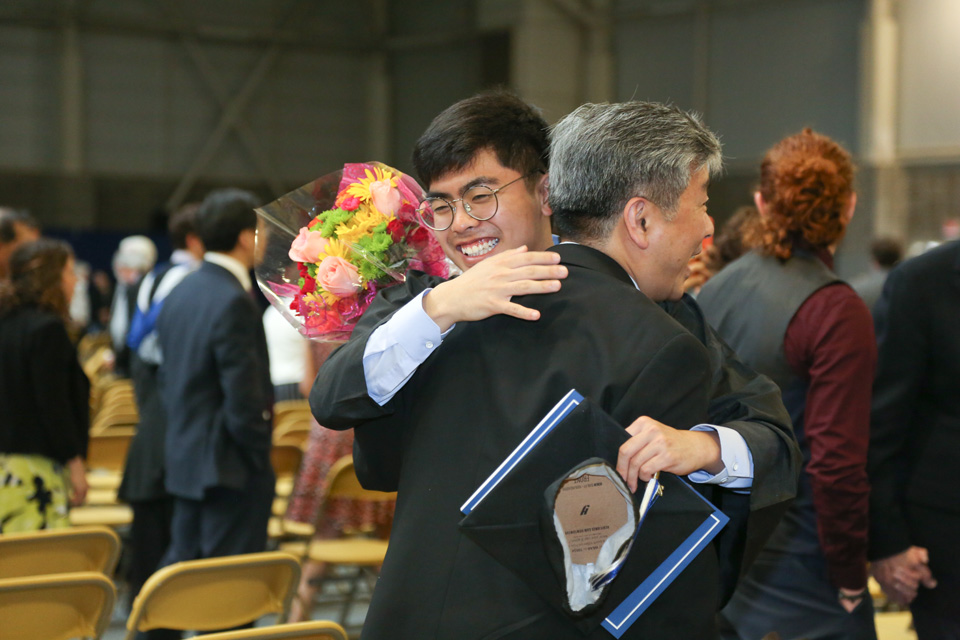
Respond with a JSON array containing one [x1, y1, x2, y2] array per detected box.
[[156, 261, 273, 501], [312, 244, 747, 639], [0, 307, 89, 463], [868, 240, 960, 559]]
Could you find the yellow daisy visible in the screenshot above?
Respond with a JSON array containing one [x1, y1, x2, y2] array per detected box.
[[337, 166, 397, 206], [316, 238, 353, 262], [335, 207, 391, 246]]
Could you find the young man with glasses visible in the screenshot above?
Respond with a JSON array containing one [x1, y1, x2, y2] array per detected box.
[[310, 94, 799, 638]]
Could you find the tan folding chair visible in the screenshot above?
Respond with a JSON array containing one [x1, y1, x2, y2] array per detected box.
[[0, 571, 116, 640], [0, 525, 121, 579], [279, 455, 394, 625], [91, 408, 139, 435], [85, 427, 136, 496], [124, 551, 302, 640], [273, 415, 313, 449], [272, 444, 304, 499], [195, 620, 348, 640], [69, 504, 134, 529], [273, 399, 311, 426]]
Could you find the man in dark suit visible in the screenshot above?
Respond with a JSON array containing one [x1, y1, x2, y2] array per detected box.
[[868, 240, 960, 638], [157, 188, 274, 568], [311, 101, 797, 639]]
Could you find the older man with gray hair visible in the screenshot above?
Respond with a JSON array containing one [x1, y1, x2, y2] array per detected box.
[[311, 101, 795, 639]]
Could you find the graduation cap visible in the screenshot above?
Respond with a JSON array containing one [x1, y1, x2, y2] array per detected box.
[[459, 390, 728, 638]]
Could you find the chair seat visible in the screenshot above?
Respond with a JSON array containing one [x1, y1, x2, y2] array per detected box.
[[304, 539, 388, 565], [69, 505, 134, 527], [86, 471, 122, 490], [85, 487, 120, 505]]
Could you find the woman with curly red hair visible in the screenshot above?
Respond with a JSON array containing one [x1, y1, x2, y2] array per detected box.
[[699, 129, 877, 639]]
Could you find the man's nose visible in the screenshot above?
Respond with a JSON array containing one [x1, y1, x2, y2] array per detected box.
[[450, 200, 478, 233], [704, 214, 715, 239]]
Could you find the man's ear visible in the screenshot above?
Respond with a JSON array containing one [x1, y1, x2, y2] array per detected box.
[[623, 197, 650, 249], [753, 191, 767, 217], [537, 173, 553, 217]]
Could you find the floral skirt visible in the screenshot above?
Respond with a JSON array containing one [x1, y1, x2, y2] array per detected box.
[[0, 453, 71, 533], [285, 421, 394, 539]]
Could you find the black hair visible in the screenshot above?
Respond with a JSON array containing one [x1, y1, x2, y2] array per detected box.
[[0, 208, 40, 244], [412, 90, 549, 189], [168, 203, 200, 250], [870, 237, 903, 268], [195, 189, 259, 253]]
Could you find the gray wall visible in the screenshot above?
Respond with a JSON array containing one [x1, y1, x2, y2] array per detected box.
[[615, 0, 867, 275], [1, 0, 957, 277]]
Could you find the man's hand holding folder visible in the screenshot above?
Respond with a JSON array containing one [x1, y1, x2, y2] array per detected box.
[[459, 390, 729, 638], [617, 415, 723, 492]]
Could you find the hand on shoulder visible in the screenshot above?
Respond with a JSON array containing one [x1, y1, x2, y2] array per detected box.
[[422, 246, 567, 332]]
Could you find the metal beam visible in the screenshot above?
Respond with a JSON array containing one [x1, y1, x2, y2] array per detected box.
[[163, 0, 318, 210], [165, 45, 281, 211], [58, 0, 84, 174]]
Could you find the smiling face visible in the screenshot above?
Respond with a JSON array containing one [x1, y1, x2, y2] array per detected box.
[[637, 167, 714, 302], [426, 149, 553, 272]]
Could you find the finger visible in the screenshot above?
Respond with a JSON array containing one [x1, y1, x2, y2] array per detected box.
[[624, 416, 655, 437], [638, 453, 668, 482], [915, 547, 930, 565], [512, 252, 563, 267], [917, 565, 937, 589], [618, 445, 654, 492], [499, 301, 542, 322], [518, 264, 568, 280], [501, 280, 563, 299]]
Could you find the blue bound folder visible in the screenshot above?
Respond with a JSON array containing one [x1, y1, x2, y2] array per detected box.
[[458, 389, 729, 638]]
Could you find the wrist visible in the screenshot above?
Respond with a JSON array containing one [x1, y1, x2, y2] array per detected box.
[[422, 284, 456, 332]]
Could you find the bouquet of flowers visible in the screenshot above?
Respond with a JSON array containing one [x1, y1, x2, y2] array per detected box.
[[254, 162, 451, 341]]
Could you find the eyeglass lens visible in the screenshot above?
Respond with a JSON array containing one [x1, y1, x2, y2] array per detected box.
[[417, 185, 499, 230]]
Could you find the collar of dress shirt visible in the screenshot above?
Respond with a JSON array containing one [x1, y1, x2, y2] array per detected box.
[[170, 248, 200, 267], [556, 239, 642, 292], [204, 252, 252, 292]]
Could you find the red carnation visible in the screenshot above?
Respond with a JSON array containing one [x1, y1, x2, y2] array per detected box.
[[387, 218, 405, 243], [406, 226, 431, 248], [301, 274, 316, 293], [340, 196, 360, 211]]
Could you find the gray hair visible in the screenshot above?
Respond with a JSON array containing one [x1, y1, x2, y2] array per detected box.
[[548, 101, 723, 241]]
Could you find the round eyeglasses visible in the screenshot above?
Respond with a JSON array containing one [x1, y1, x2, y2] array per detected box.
[[415, 172, 540, 231]]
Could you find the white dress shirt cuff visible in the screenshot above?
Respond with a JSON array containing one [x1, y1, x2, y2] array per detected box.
[[687, 424, 754, 490], [363, 289, 451, 405]]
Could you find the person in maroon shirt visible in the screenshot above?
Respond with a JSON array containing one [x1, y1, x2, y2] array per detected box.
[[699, 129, 877, 640]]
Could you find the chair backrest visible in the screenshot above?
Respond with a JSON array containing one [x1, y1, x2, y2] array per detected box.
[[194, 620, 348, 640], [86, 429, 136, 472], [91, 410, 139, 435], [325, 456, 396, 502], [272, 415, 313, 449], [272, 399, 310, 425], [0, 525, 122, 579], [124, 551, 302, 640], [0, 571, 116, 640], [270, 444, 304, 481]]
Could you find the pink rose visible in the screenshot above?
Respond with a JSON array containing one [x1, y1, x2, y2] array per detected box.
[[288, 228, 329, 263], [316, 256, 361, 297], [370, 180, 402, 216]]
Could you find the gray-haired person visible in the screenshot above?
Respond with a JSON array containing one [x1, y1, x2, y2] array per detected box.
[[310, 100, 798, 639]]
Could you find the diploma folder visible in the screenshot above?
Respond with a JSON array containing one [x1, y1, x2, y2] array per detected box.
[[459, 389, 729, 638]]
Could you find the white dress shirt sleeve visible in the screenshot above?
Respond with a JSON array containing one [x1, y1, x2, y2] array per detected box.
[[362, 289, 453, 406], [686, 424, 754, 490]]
